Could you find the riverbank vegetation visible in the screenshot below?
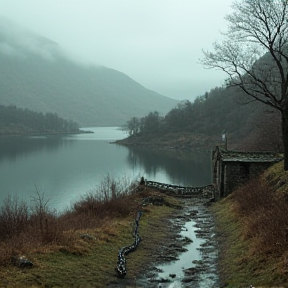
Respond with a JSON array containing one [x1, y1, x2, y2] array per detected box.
[[0, 175, 181, 287], [122, 88, 283, 152], [0, 104, 80, 135], [212, 161, 288, 287], [123, 0, 287, 158], [1, 165, 288, 287]]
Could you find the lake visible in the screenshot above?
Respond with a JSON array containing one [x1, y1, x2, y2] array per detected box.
[[0, 127, 212, 211]]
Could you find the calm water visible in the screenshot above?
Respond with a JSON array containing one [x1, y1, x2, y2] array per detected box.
[[0, 127, 212, 211]]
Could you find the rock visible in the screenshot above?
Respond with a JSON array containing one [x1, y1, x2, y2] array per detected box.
[[11, 255, 33, 268], [80, 233, 94, 240]]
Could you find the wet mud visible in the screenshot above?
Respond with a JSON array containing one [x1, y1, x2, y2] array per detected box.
[[137, 197, 219, 288], [108, 196, 219, 288]]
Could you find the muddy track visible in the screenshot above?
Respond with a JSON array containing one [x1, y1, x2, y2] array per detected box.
[[108, 196, 220, 288]]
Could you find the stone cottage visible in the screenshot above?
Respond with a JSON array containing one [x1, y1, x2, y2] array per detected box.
[[212, 146, 282, 198]]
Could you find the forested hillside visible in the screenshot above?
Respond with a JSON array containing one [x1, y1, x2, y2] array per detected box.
[[0, 16, 178, 127], [0, 105, 79, 135], [123, 85, 283, 152]]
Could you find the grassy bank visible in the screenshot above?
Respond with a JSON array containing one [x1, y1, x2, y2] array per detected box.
[[4, 163, 288, 288], [0, 176, 181, 287], [212, 161, 288, 288]]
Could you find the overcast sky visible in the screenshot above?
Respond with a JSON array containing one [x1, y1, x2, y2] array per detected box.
[[0, 0, 233, 101]]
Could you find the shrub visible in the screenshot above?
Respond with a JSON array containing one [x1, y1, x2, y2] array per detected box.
[[0, 196, 29, 240], [71, 174, 139, 223], [0, 174, 140, 264]]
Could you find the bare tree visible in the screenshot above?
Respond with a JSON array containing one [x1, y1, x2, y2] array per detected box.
[[201, 0, 288, 170], [126, 117, 140, 136]]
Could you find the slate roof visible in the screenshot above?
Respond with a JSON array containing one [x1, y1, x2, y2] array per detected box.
[[215, 146, 283, 163]]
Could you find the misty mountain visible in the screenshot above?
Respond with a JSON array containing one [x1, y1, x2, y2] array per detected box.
[[0, 16, 178, 126]]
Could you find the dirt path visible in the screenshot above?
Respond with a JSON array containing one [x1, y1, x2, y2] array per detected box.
[[108, 196, 220, 288]]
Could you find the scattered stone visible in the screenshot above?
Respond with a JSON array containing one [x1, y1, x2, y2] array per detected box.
[[159, 255, 179, 262], [190, 210, 198, 216], [154, 267, 163, 273], [167, 243, 188, 253], [184, 267, 199, 275], [181, 276, 197, 283], [181, 236, 193, 243], [192, 260, 203, 265], [11, 255, 33, 268], [80, 233, 94, 240]]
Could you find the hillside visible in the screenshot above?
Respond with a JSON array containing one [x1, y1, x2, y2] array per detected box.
[[120, 85, 283, 152], [0, 16, 178, 127], [0, 104, 80, 135], [212, 161, 288, 287]]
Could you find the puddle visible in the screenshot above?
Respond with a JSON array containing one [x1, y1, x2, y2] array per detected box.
[[136, 198, 220, 288], [155, 219, 203, 286]]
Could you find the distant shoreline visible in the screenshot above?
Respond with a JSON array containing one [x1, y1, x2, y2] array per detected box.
[[115, 132, 218, 150], [0, 129, 93, 137]]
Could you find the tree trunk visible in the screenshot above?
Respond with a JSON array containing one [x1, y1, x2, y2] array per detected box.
[[281, 108, 288, 171]]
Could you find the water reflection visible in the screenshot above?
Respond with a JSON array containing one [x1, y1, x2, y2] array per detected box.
[[125, 146, 212, 187], [0, 128, 212, 211], [156, 219, 203, 286], [0, 135, 72, 161]]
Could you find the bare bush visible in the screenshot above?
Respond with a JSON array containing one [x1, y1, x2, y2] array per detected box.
[[0, 175, 141, 264], [0, 196, 29, 240], [73, 174, 139, 218], [96, 174, 138, 201], [30, 187, 61, 243]]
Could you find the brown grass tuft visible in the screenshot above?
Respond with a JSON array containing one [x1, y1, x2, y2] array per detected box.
[[0, 175, 141, 264]]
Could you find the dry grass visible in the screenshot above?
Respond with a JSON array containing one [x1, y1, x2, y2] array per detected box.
[[0, 177, 178, 287], [212, 160, 288, 287], [0, 175, 143, 265], [232, 179, 288, 256]]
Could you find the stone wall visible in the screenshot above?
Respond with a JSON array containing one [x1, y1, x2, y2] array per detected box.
[[212, 146, 282, 199], [221, 161, 274, 197]]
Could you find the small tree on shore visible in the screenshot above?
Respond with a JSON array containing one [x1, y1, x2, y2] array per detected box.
[[201, 0, 288, 170], [127, 117, 140, 136]]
